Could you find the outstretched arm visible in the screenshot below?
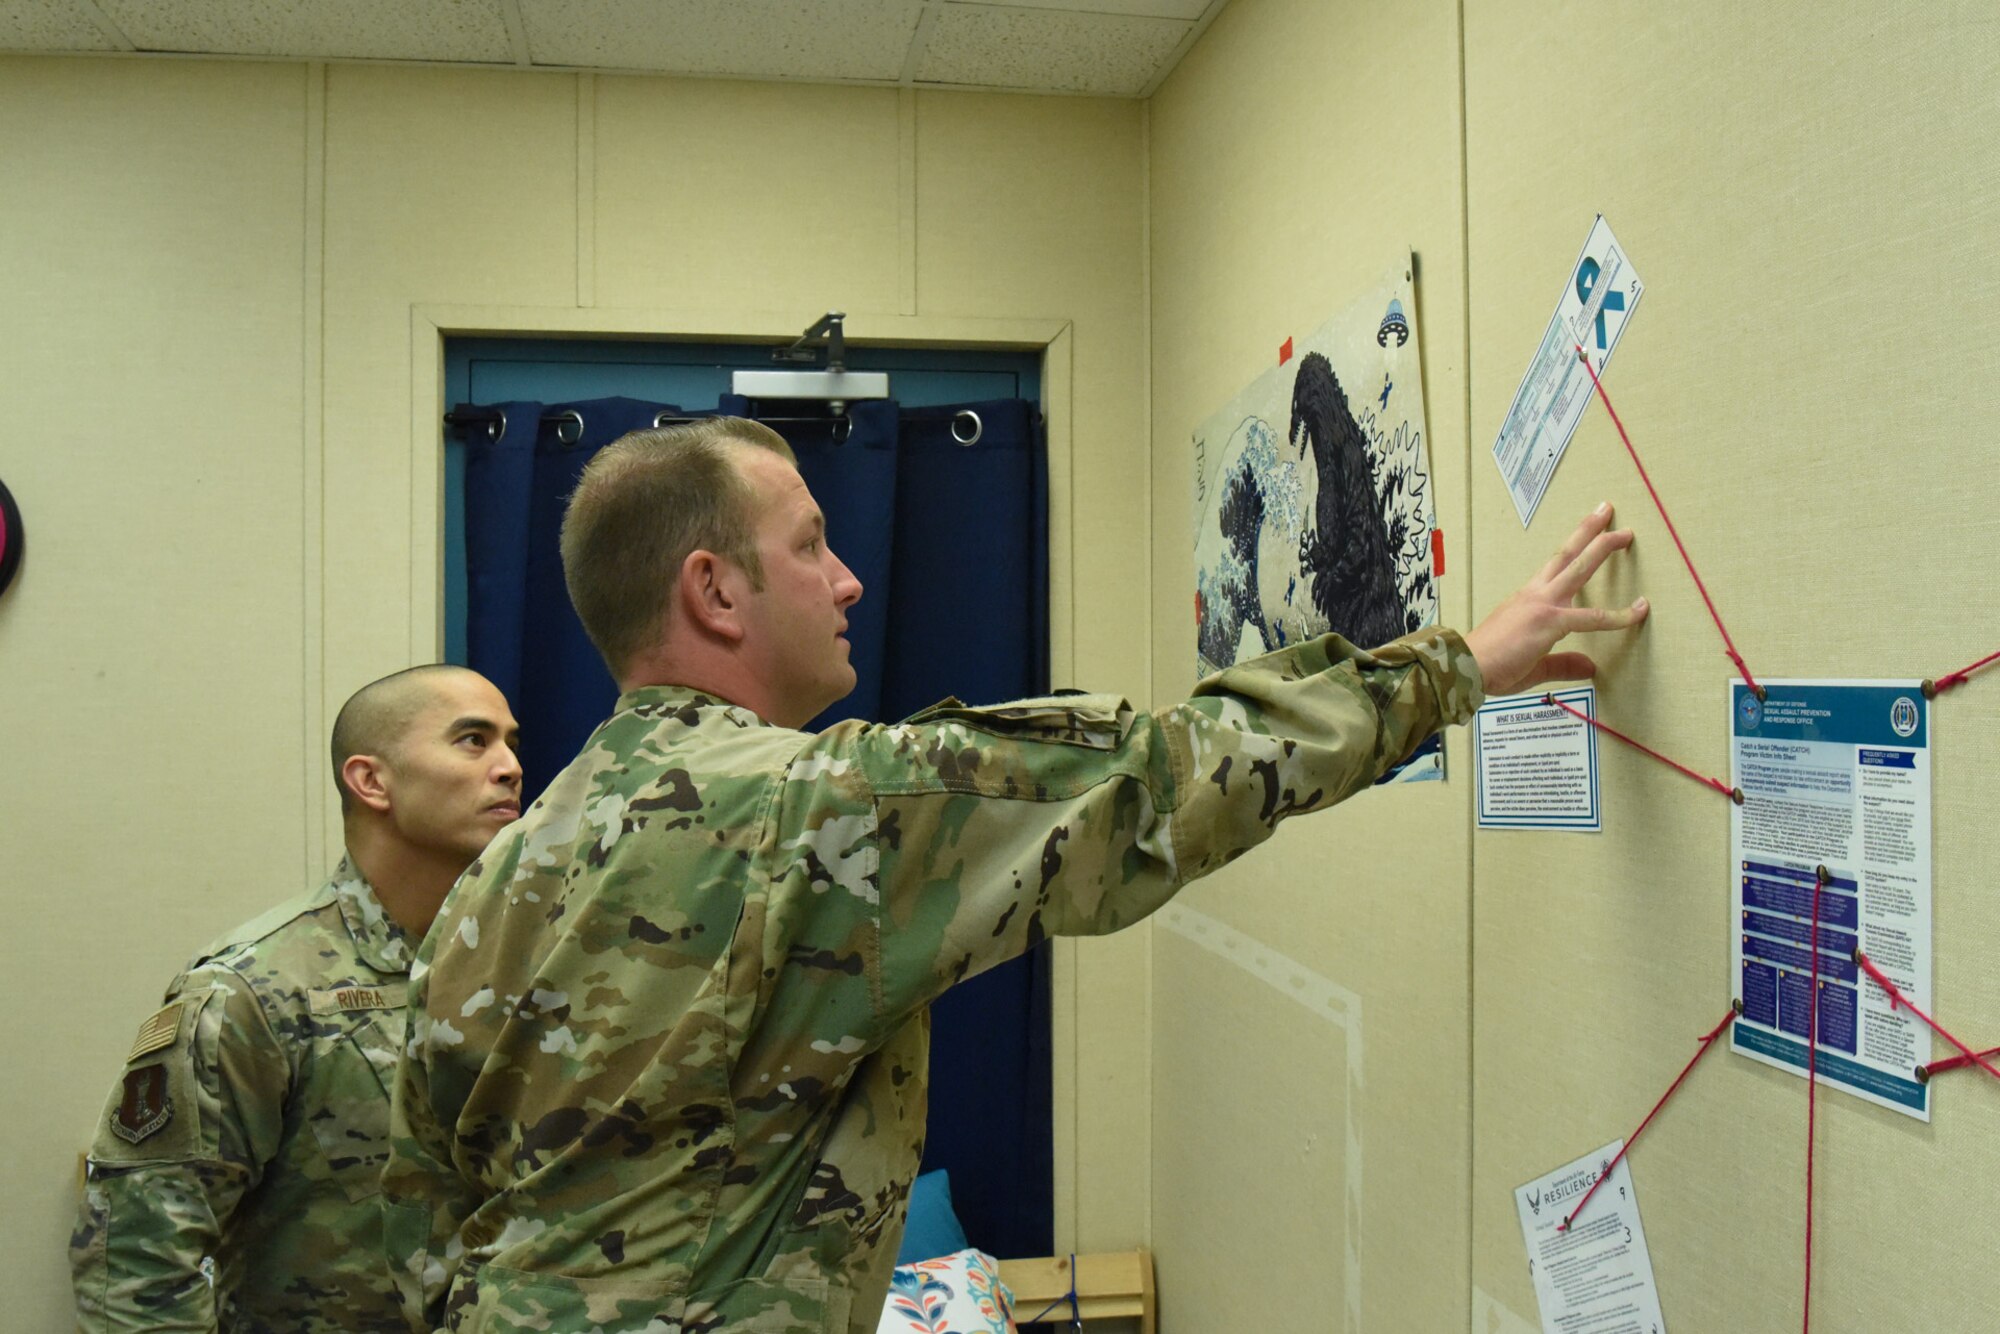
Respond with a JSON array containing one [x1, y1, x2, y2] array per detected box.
[[1464, 502, 1648, 695], [796, 626, 1482, 1030]]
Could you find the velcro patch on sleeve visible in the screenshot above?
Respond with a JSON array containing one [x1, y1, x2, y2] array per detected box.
[[111, 1064, 174, 1143], [903, 693, 1132, 750], [126, 1001, 184, 1062], [308, 983, 408, 1015]]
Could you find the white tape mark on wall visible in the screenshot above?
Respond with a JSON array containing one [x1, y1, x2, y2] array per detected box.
[[1159, 903, 1364, 1334]]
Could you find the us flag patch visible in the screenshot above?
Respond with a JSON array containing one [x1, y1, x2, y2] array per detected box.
[[127, 1001, 183, 1062]]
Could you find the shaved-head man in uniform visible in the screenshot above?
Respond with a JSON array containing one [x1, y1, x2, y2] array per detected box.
[[72, 666, 522, 1332]]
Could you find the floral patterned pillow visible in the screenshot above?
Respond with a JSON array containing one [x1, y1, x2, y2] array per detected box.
[[876, 1247, 1017, 1334]]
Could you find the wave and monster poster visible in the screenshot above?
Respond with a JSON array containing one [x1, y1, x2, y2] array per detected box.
[[1192, 260, 1444, 782]]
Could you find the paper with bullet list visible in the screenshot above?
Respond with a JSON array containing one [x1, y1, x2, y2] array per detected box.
[[1514, 1140, 1667, 1334]]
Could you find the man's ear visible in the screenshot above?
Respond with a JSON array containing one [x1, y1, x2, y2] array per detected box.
[[679, 549, 747, 643], [341, 755, 394, 815]]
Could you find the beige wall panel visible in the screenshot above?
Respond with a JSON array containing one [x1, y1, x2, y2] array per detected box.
[[593, 77, 903, 314], [0, 55, 308, 1326], [321, 65, 578, 714], [1467, 4, 2000, 1330], [915, 89, 1153, 1251], [1146, 0, 1474, 1329]]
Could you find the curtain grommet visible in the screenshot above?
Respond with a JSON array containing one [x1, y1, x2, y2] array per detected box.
[[951, 409, 983, 447], [553, 409, 585, 448]]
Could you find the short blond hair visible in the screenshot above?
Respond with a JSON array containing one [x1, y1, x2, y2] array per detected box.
[[560, 417, 796, 678]]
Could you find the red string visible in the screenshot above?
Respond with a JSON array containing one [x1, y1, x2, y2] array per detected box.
[[1573, 346, 1763, 699], [1923, 1045, 2000, 1079], [1558, 1006, 1738, 1232], [1855, 952, 2000, 1085], [1932, 647, 2000, 694], [1541, 694, 1738, 801], [1804, 875, 1821, 1333]]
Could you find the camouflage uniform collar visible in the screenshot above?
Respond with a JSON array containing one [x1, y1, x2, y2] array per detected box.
[[613, 684, 776, 727], [329, 855, 416, 975]]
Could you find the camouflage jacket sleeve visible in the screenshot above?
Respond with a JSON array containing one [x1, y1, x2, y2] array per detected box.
[[71, 963, 293, 1332], [380, 995, 482, 1333], [820, 626, 1481, 1028]]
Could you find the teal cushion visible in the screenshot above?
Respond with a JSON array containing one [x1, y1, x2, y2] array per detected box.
[[895, 1170, 970, 1264]]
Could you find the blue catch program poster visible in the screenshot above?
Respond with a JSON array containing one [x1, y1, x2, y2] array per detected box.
[[1729, 679, 1931, 1120]]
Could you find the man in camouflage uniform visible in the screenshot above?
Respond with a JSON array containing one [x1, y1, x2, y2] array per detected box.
[[72, 665, 523, 1332], [382, 419, 1646, 1333]]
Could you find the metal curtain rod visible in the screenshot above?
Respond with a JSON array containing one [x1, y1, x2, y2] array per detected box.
[[443, 405, 854, 446]]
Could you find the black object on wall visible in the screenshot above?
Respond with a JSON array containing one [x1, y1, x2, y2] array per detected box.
[[0, 477, 23, 598]]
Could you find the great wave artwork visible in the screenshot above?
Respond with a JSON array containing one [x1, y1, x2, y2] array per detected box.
[[1192, 261, 1443, 782]]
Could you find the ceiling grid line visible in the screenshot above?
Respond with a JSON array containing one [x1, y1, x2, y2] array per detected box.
[[902, 0, 944, 87], [500, 0, 533, 66], [71, 0, 135, 51], [945, 0, 1208, 19], [1138, 0, 1226, 97]]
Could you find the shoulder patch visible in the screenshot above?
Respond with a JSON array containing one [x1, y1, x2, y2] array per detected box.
[[308, 983, 407, 1015], [126, 1000, 184, 1062], [110, 1064, 173, 1143]]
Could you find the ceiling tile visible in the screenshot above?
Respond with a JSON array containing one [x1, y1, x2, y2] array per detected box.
[[957, 0, 1212, 19], [521, 0, 924, 80], [97, 0, 514, 63], [919, 5, 1188, 96], [0, 0, 119, 50]]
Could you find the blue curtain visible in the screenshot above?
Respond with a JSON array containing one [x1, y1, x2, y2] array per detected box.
[[461, 395, 1051, 1261]]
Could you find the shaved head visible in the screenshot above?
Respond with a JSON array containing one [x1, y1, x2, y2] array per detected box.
[[331, 665, 484, 814]]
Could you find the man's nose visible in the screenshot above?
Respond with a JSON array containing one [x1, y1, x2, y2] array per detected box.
[[831, 552, 863, 607], [494, 743, 523, 786]]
